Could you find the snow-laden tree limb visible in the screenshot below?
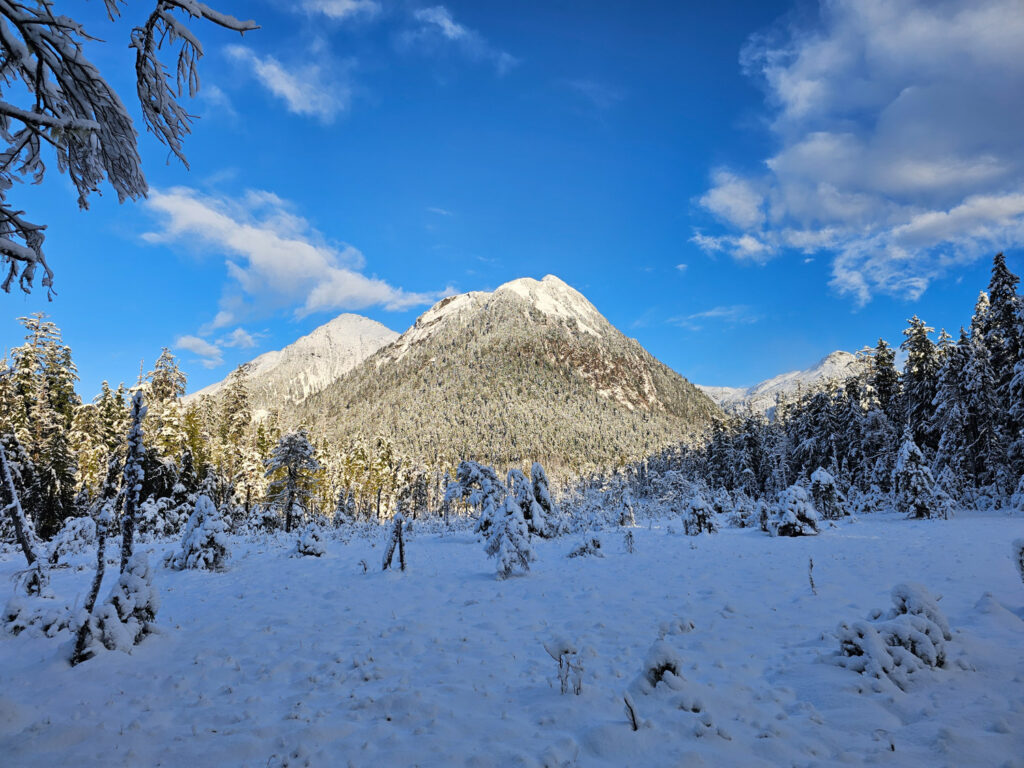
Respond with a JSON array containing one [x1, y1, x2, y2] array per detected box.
[[0, 1, 258, 297]]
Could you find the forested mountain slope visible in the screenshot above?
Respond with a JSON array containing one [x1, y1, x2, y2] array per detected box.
[[297, 275, 719, 475]]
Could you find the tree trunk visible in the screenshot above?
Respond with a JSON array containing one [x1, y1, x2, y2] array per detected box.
[[71, 512, 109, 666], [1, 441, 38, 567]]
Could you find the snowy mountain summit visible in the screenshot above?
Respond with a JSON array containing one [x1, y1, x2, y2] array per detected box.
[[186, 314, 398, 417], [700, 350, 864, 416]]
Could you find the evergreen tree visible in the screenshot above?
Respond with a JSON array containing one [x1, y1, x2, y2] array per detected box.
[[265, 429, 321, 533], [894, 431, 945, 519], [120, 392, 147, 572], [900, 316, 939, 450], [485, 494, 532, 579]]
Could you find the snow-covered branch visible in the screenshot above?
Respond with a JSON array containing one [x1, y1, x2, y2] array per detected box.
[[0, 0, 258, 297]]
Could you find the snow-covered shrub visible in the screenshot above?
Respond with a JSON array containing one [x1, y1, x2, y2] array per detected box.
[[47, 515, 96, 566], [631, 640, 686, 695], [74, 552, 159, 661], [543, 636, 583, 695], [710, 487, 732, 518], [894, 436, 946, 519], [1011, 475, 1024, 512], [2, 564, 72, 637], [1013, 539, 1024, 585], [295, 525, 326, 558], [682, 493, 718, 535], [165, 494, 230, 571], [835, 582, 952, 691], [727, 492, 758, 528], [137, 495, 181, 539], [623, 529, 635, 553], [810, 468, 847, 520], [485, 495, 532, 579], [508, 468, 552, 539], [567, 536, 603, 558], [768, 484, 819, 537]]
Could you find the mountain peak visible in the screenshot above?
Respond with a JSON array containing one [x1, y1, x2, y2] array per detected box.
[[495, 274, 604, 337], [699, 350, 864, 415]]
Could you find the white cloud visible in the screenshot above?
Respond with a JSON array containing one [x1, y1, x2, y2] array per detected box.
[[695, 0, 1024, 303], [404, 6, 518, 74], [144, 187, 450, 329], [670, 305, 761, 331], [175, 335, 224, 369], [221, 328, 260, 349], [226, 46, 350, 123], [302, 0, 380, 20], [427, 206, 453, 216], [675, 263, 688, 272]]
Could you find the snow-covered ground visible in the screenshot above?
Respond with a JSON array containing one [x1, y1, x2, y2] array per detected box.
[[2, 513, 1023, 767]]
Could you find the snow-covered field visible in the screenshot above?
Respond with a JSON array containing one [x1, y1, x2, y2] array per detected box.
[[2, 514, 1023, 767]]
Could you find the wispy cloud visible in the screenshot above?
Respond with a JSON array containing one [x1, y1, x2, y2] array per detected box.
[[693, 0, 1024, 304], [562, 79, 623, 110], [302, 0, 380, 20], [427, 206, 454, 216], [670, 305, 761, 331], [143, 187, 451, 334], [675, 263, 688, 273], [402, 6, 518, 74], [175, 335, 224, 369], [226, 45, 351, 123]]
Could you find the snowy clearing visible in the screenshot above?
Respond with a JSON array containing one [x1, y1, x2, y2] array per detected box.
[[2, 513, 1023, 767]]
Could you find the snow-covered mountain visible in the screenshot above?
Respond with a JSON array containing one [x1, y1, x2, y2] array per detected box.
[[185, 314, 398, 417], [297, 275, 719, 475], [700, 350, 864, 416]]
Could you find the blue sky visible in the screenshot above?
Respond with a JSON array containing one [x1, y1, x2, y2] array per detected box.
[[4, 0, 1024, 395]]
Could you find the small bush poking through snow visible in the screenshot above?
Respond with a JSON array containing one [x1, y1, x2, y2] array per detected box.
[[768, 484, 820, 537], [567, 537, 603, 558], [295, 525, 326, 558], [682, 493, 718, 535], [543, 636, 583, 695], [632, 640, 686, 695], [835, 582, 952, 691], [1013, 539, 1024, 585], [166, 494, 230, 572]]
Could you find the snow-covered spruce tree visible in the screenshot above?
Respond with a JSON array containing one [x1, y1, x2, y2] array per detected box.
[[810, 467, 846, 520], [165, 494, 229, 571], [120, 391, 147, 572], [485, 494, 532, 579], [445, 460, 504, 534], [531, 461, 565, 536], [681, 492, 717, 535], [894, 432, 945, 519], [265, 429, 321, 533], [72, 550, 159, 664], [768, 484, 820, 537], [507, 468, 549, 538], [0, 2, 257, 295]]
